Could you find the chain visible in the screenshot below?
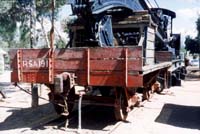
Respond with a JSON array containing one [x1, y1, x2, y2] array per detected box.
[[16, 84, 65, 107]]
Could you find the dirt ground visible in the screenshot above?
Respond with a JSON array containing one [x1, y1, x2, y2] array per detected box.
[[111, 71, 200, 134], [0, 70, 200, 134]]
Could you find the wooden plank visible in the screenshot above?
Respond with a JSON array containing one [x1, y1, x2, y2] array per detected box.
[[145, 58, 155, 65], [155, 51, 173, 62], [22, 72, 49, 83], [11, 67, 143, 87], [146, 41, 155, 49], [146, 27, 155, 50], [11, 49, 50, 69], [128, 47, 143, 58], [127, 75, 143, 87], [90, 46, 142, 59], [22, 49, 49, 58], [54, 58, 142, 72], [21, 58, 49, 70], [54, 59, 86, 70], [90, 47, 125, 59], [12, 69, 49, 72], [147, 27, 155, 33], [76, 72, 87, 86], [88, 72, 143, 87], [143, 62, 171, 75], [90, 59, 142, 71], [146, 47, 155, 65], [147, 34, 155, 42], [90, 60, 123, 71], [55, 48, 85, 59], [146, 49, 155, 58], [10, 47, 143, 87], [11, 71, 49, 83], [128, 60, 143, 71], [89, 72, 124, 86]]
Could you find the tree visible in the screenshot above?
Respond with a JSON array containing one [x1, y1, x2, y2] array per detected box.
[[0, 0, 30, 48], [185, 16, 200, 55], [196, 16, 200, 69], [0, 0, 67, 49], [185, 36, 199, 54], [196, 17, 200, 38], [196, 17, 200, 54]]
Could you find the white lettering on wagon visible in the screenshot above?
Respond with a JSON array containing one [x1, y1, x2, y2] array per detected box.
[[22, 59, 49, 68]]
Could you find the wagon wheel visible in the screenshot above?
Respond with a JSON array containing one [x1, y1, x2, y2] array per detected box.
[[142, 87, 151, 101], [114, 88, 128, 121], [155, 81, 164, 94], [156, 86, 164, 94]]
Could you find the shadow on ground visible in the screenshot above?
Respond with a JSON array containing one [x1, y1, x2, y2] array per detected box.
[[66, 106, 117, 130], [0, 103, 56, 131], [44, 106, 118, 131], [185, 69, 200, 81], [0, 103, 118, 132], [185, 73, 200, 81], [155, 103, 200, 129]]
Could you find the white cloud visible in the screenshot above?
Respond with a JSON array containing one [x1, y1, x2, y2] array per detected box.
[[177, 0, 200, 3], [174, 7, 200, 38], [171, 27, 196, 47], [173, 23, 197, 46], [172, 7, 200, 46], [176, 7, 200, 19], [176, 27, 197, 37]]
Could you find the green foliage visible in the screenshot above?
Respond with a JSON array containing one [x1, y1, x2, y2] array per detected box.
[[36, 0, 66, 20], [185, 36, 199, 54], [0, 1, 29, 48], [185, 16, 200, 55], [55, 39, 66, 48], [196, 17, 200, 38], [0, 0, 67, 49]]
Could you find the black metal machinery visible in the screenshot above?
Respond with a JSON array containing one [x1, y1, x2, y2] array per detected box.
[[67, 0, 184, 61], [67, 0, 186, 83]]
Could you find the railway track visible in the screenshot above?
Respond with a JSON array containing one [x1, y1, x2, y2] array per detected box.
[[0, 82, 149, 134], [31, 105, 116, 133], [20, 100, 146, 134]]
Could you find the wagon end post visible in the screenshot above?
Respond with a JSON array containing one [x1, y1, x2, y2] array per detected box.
[[31, 84, 39, 108]]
